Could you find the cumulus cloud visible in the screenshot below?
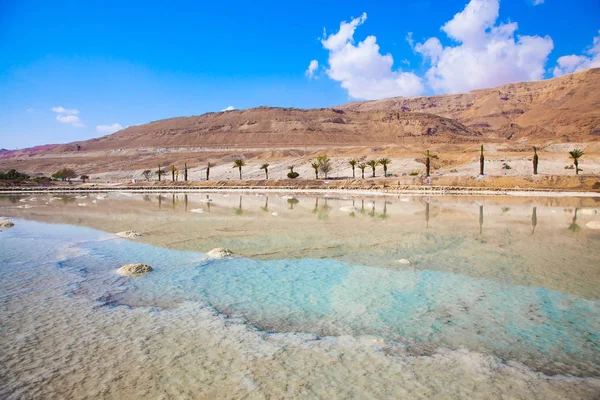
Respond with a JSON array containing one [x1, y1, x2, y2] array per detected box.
[[52, 106, 79, 115], [553, 31, 600, 77], [414, 0, 554, 93], [305, 60, 319, 79], [318, 12, 424, 99], [56, 114, 84, 127], [96, 123, 123, 134], [311, 0, 558, 98], [222, 106, 236, 111]]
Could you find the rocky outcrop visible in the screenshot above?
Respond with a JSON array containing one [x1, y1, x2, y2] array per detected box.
[[117, 263, 153, 277]]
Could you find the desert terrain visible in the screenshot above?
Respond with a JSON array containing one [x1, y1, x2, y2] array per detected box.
[[1, 68, 599, 189]]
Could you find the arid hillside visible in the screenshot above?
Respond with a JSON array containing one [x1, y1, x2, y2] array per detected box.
[[340, 68, 600, 141], [0, 68, 599, 181]]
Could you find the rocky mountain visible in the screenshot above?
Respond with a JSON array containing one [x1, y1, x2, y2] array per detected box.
[[339, 68, 600, 141]]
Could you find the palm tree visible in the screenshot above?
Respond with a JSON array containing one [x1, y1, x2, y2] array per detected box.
[[206, 162, 215, 180], [379, 158, 391, 177], [233, 159, 246, 180], [157, 164, 163, 181], [311, 162, 320, 179], [260, 163, 270, 179], [358, 163, 367, 179], [184, 163, 188, 181], [80, 174, 89, 183], [425, 150, 431, 177], [170, 165, 177, 182], [479, 145, 485, 176], [533, 147, 539, 175], [569, 149, 584, 175], [367, 159, 378, 178], [317, 155, 332, 179], [288, 165, 295, 173], [348, 159, 358, 178]]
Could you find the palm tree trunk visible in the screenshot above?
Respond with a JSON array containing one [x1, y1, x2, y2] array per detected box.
[[361, 170, 364, 179], [372, 167, 375, 178], [265, 170, 268, 179], [383, 166, 387, 177], [352, 167, 355, 178], [239, 167, 242, 180], [172, 171, 175, 181], [207, 168, 210, 180], [315, 170, 318, 179], [575, 160, 579, 175], [426, 158, 430, 177]]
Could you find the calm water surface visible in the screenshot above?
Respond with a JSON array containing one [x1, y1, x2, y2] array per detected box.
[[1, 192, 599, 398]]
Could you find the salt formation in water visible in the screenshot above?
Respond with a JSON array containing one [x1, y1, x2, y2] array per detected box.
[[207, 248, 234, 258], [396, 258, 411, 265], [117, 263, 153, 277], [586, 221, 600, 229], [0, 218, 15, 228], [116, 231, 143, 239], [190, 208, 204, 213]]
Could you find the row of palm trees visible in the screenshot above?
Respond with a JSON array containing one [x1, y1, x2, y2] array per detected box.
[[149, 147, 586, 182]]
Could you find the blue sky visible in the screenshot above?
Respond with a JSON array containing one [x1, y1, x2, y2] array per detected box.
[[1, 0, 599, 149]]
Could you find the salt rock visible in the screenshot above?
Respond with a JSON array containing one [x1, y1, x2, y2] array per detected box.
[[117, 263, 153, 277], [77, 203, 87, 207], [586, 221, 600, 230], [116, 231, 143, 239], [17, 205, 32, 209], [0, 219, 15, 228], [206, 248, 234, 258], [397, 259, 412, 265], [190, 208, 204, 213], [340, 206, 358, 213]]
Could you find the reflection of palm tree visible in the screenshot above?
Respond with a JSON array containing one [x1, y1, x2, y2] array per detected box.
[[287, 198, 299, 210], [172, 194, 176, 209], [234, 196, 243, 215], [312, 198, 319, 214], [261, 197, 269, 212], [425, 201, 430, 229], [360, 199, 366, 215], [531, 206, 537, 235], [378, 201, 389, 220], [568, 208, 581, 232], [158, 194, 162, 209], [368, 202, 376, 218], [479, 205, 484, 234], [317, 199, 331, 221]]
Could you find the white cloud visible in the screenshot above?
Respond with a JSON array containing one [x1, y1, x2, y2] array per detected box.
[[415, 0, 553, 93], [222, 106, 236, 111], [305, 60, 319, 79], [318, 12, 424, 99], [52, 106, 79, 115], [26, 108, 34, 113], [532, 0, 544, 5], [96, 123, 123, 134], [553, 31, 600, 77], [56, 114, 84, 127]]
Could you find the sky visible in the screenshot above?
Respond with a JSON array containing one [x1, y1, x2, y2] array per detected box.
[[0, 0, 599, 149]]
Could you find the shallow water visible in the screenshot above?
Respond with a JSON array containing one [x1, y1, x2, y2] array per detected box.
[[1, 193, 599, 398]]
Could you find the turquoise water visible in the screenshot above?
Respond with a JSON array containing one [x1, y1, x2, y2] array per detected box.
[[1, 218, 598, 378]]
